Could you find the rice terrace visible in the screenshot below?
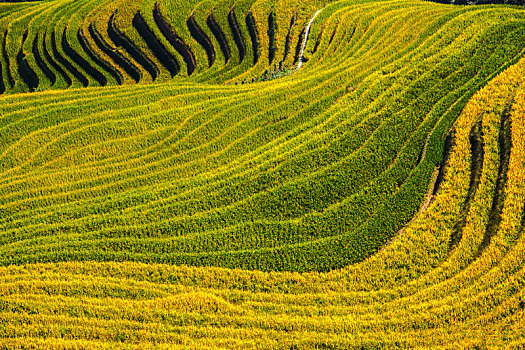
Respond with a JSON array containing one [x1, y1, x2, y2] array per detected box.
[[2, 0, 525, 347]]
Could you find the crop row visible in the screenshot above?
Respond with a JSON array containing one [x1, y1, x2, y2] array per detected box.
[[2, 48, 525, 346], [0, 0, 321, 93], [1, 0, 524, 272], [2, 0, 525, 346]]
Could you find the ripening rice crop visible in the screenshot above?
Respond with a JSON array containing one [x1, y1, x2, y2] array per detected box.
[[1, 0, 525, 348]]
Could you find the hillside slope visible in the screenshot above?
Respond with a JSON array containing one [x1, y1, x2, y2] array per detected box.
[[1, 0, 525, 347]]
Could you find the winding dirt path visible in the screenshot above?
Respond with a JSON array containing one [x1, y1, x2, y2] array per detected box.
[[297, 9, 323, 69]]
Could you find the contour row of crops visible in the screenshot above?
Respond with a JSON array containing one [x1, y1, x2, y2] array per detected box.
[[1, 0, 525, 347], [2, 0, 525, 272], [0, 0, 326, 93]]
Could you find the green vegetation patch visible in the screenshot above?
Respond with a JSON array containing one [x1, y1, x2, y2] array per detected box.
[[0, 0, 525, 272]]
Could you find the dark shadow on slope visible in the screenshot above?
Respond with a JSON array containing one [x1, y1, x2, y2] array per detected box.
[[187, 13, 215, 67], [17, 30, 39, 91], [228, 6, 246, 63], [108, 10, 159, 81], [313, 25, 324, 53], [207, 9, 231, 63], [474, 99, 513, 257], [77, 28, 123, 85], [449, 120, 484, 252], [89, 21, 141, 83], [293, 27, 305, 65], [3, 30, 14, 88], [283, 10, 297, 62], [268, 9, 276, 64], [32, 34, 56, 85], [245, 11, 260, 65], [0, 32, 4, 93], [133, 10, 180, 77], [329, 28, 336, 44], [51, 29, 89, 87], [416, 143, 426, 167], [432, 127, 455, 195], [153, 3, 195, 75], [62, 28, 107, 86], [42, 32, 72, 87]]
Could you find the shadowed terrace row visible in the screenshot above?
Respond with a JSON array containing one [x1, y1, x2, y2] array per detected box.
[[0, 1, 317, 93]]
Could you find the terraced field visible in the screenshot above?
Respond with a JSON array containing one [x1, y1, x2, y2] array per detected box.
[[1, 0, 525, 347]]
